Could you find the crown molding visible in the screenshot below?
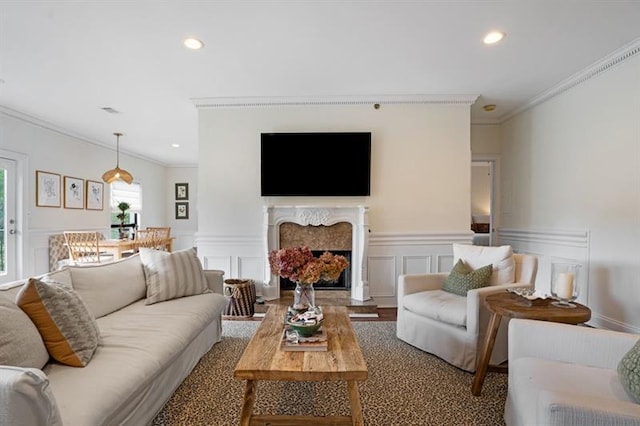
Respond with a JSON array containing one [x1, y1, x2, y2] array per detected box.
[[192, 94, 479, 108], [0, 105, 166, 166], [500, 37, 640, 123]]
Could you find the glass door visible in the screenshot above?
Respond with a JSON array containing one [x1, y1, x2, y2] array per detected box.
[[0, 157, 17, 283]]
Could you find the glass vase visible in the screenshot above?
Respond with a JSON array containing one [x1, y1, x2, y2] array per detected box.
[[293, 282, 315, 311], [550, 262, 580, 308]]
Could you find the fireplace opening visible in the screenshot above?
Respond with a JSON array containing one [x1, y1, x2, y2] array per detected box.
[[279, 250, 352, 291]]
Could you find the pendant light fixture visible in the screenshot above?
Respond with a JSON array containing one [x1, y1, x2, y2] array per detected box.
[[102, 132, 133, 184]]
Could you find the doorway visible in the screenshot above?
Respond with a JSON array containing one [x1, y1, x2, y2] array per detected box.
[[471, 158, 497, 246], [0, 156, 17, 283]]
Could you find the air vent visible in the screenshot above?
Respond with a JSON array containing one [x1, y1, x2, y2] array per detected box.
[[101, 107, 120, 114]]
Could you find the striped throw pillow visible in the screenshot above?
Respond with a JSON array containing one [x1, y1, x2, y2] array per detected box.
[[139, 247, 210, 305]]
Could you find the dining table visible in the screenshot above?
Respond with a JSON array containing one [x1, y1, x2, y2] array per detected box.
[[99, 237, 174, 260]]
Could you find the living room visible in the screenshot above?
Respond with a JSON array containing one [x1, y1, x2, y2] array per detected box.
[[1, 2, 639, 424]]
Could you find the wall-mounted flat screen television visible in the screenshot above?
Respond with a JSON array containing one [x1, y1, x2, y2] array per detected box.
[[261, 132, 371, 196]]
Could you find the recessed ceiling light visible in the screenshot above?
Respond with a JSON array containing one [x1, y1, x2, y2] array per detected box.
[[101, 107, 120, 114], [483, 104, 497, 112], [171, 143, 180, 148], [483, 31, 505, 45], [184, 38, 204, 50]]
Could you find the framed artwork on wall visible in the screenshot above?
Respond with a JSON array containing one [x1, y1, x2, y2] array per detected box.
[[86, 180, 104, 210], [63, 176, 85, 209], [36, 170, 61, 207], [175, 182, 189, 200], [175, 202, 189, 219]]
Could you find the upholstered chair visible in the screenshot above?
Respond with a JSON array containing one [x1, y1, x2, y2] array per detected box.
[[396, 244, 538, 372], [505, 319, 640, 425]]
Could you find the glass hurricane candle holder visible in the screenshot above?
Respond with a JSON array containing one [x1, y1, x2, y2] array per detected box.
[[550, 262, 581, 308]]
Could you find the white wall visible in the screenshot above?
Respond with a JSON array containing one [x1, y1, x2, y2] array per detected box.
[[196, 102, 474, 301], [471, 163, 490, 216], [0, 112, 167, 276], [499, 54, 640, 332]]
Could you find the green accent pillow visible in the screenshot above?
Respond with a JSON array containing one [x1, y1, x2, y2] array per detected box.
[[618, 339, 640, 403], [442, 259, 493, 296]]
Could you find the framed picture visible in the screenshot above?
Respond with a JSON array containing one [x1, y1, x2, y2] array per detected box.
[[175, 202, 189, 219], [63, 176, 85, 209], [86, 180, 104, 210], [175, 182, 189, 200], [36, 170, 61, 207]]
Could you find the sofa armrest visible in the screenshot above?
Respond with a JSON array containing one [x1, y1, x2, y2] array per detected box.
[[509, 319, 639, 370], [537, 390, 640, 425], [0, 366, 62, 426], [204, 270, 224, 294]]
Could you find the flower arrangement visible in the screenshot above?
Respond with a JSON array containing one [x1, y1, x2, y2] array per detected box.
[[268, 246, 349, 285]]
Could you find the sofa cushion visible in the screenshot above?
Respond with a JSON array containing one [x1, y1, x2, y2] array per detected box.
[[442, 259, 492, 296], [140, 247, 210, 305], [16, 278, 100, 367], [0, 366, 63, 426], [402, 289, 467, 327], [69, 255, 146, 318], [40, 268, 73, 289], [453, 244, 515, 285], [618, 338, 640, 403], [0, 295, 49, 369]]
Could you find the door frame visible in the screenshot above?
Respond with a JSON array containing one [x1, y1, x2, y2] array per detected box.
[[471, 154, 500, 246], [0, 149, 28, 283]]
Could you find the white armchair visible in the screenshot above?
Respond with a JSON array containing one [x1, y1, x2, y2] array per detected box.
[[505, 318, 640, 425], [396, 244, 538, 372]]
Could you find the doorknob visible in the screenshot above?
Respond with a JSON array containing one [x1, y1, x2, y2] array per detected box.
[[9, 229, 16, 234]]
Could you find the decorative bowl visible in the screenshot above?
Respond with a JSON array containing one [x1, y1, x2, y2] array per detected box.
[[287, 320, 323, 337]]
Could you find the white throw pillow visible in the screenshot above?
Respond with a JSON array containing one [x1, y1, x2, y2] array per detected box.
[[0, 296, 50, 369], [139, 247, 210, 305], [453, 244, 515, 285], [69, 255, 147, 318]]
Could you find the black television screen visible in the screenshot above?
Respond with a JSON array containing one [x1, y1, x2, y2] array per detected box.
[[261, 132, 371, 196]]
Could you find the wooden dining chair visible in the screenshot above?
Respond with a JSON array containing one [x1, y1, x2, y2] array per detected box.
[[134, 229, 167, 252], [63, 231, 115, 265], [144, 227, 172, 251]]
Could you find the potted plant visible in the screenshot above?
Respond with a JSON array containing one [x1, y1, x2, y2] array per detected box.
[[116, 201, 131, 239]]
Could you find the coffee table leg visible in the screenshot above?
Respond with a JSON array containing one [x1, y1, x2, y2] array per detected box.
[[471, 312, 502, 396], [347, 380, 364, 426], [239, 379, 256, 426]]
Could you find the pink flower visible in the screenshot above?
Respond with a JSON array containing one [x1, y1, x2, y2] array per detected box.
[[269, 246, 349, 285]]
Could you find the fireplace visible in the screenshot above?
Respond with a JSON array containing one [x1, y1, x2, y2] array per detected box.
[[263, 205, 370, 301]]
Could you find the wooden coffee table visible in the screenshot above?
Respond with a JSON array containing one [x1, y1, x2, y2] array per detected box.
[[472, 291, 591, 396], [233, 305, 368, 425]]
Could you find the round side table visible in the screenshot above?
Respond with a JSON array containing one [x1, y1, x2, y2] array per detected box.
[[472, 291, 591, 396]]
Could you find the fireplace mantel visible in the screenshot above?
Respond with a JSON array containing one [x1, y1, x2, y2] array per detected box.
[[262, 205, 370, 301]]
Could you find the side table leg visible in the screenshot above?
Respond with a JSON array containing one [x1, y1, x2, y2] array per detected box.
[[347, 380, 364, 426], [239, 380, 256, 426], [471, 312, 502, 396]]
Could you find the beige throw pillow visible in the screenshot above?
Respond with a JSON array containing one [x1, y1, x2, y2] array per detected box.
[[0, 296, 50, 369], [16, 278, 100, 367], [453, 244, 515, 285], [139, 247, 210, 305]]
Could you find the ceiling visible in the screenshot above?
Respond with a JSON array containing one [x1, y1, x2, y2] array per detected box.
[[1, 2, 639, 166]]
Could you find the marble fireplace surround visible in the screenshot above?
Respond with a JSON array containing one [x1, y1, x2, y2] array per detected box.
[[263, 205, 370, 301]]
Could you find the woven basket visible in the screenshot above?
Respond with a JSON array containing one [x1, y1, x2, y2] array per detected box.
[[222, 279, 256, 318]]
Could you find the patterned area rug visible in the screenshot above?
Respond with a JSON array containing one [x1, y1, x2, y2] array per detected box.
[[152, 321, 508, 426]]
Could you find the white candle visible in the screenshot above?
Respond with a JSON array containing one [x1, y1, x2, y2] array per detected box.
[[556, 272, 574, 299]]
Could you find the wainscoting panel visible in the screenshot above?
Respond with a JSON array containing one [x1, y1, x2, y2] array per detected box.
[[202, 256, 232, 275], [368, 256, 397, 298], [238, 257, 265, 282], [498, 228, 598, 323], [402, 255, 432, 276], [367, 232, 472, 306]]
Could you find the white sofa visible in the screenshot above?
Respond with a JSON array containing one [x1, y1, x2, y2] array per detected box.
[[505, 319, 640, 426], [0, 252, 227, 426]]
